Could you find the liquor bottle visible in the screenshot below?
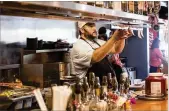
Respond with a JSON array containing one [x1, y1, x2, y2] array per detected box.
[[114, 1, 121, 11], [82, 77, 89, 103], [108, 1, 114, 9], [134, 1, 138, 14], [143, 1, 148, 15], [95, 1, 104, 7], [138, 1, 143, 15], [74, 79, 85, 111], [121, 1, 128, 12], [100, 76, 108, 100], [107, 73, 113, 92], [89, 77, 108, 111], [87, 1, 95, 6], [112, 76, 118, 92], [89, 72, 95, 99], [119, 73, 126, 96], [147, 1, 154, 15], [128, 1, 134, 13], [124, 77, 130, 94]]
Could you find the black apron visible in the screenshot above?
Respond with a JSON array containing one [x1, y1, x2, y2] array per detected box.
[[80, 38, 116, 83]]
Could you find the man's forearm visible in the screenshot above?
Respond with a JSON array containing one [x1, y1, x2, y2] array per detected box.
[[111, 39, 125, 54], [92, 36, 117, 63]]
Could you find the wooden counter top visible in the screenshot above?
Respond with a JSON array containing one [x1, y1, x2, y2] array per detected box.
[[131, 98, 168, 111]]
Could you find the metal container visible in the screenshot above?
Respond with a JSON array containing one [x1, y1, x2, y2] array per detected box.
[[59, 62, 70, 77]]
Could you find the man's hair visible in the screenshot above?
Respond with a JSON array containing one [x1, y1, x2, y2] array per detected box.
[[98, 27, 107, 34]]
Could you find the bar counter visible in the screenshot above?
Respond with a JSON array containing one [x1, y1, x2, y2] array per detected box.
[[131, 98, 168, 111]]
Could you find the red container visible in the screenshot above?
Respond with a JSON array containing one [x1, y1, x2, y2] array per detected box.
[[145, 73, 166, 96]]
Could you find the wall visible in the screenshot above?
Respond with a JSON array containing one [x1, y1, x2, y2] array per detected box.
[[120, 28, 149, 80], [0, 15, 77, 44]]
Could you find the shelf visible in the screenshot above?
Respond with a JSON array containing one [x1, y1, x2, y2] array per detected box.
[[1, 1, 166, 24], [24, 48, 69, 54], [0, 64, 20, 70]]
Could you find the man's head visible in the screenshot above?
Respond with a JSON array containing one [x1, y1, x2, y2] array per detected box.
[[78, 22, 97, 39]]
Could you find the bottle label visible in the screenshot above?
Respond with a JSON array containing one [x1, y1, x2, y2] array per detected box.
[[151, 82, 161, 95], [95, 88, 100, 96]]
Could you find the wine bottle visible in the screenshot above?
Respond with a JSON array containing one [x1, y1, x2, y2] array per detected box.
[[121, 1, 128, 12], [107, 73, 113, 92], [101, 76, 108, 100], [134, 1, 138, 14], [82, 77, 89, 103], [128, 1, 134, 13], [89, 72, 95, 99]]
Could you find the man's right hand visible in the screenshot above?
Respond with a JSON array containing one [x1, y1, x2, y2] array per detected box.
[[110, 29, 133, 41]]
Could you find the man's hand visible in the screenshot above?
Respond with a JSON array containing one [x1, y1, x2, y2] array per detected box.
[[110, 28, 133, 41]]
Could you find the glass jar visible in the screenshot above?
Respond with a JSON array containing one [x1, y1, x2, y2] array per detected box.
[[145, 73, 166, 96]]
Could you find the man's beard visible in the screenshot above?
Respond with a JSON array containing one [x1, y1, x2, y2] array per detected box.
[[84, 31, 97, 40]]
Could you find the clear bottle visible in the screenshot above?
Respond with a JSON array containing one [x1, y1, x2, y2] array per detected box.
[[124, 77, 130, 94], [82, 77, 89, 103], [95, 1, 104, 7], [74, 79, 89, 111], [112, 76, 118, 93], [100, 76, 108, 101], [143, 1, 148, 16], [108, 1, 114, 9], [89, 72, 96, 99], [128, 1, 134, 13], [134, 1, 138, 14], [121, 1, 128, 12], [89, 77, 107, 111], [107, 73, 113, 92], [138, 1, 143, 15], [87, 1, 95, 6]]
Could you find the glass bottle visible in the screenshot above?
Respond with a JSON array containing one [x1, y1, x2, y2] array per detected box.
[[95, 1, 104, 7], [89, 72, 95, 99], [121, 1, 128, 12], [82, 77, 89, 103], [138, 1, 143, 15], [108, 1, 114, 9], [89, 77, 107, 111], [112, 76, 118, 93], [134, 1, 138, 14], [107, 73, 113, 92], [147, 1, 154, 15], [128, 1, 134, 13], [143, 1, 148, 16], [124, 77, 130, 94], [100, 76, 108, 100]]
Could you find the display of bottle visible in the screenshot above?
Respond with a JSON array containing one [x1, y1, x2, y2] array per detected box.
[[108, 1, 114, 9], [143, 1, 148, 15], [89, 72, 96, 99], [87, 1, 95, 6], [119, 74, 126, 96], [107, 73, 113, 92], [124, 77, 130, 94], [74, 79, 89, 111], [89, 77, 107, 111], [138, 1, 143, 15], [82, 77, 89, 103], [112, 76, 118, 92], [100, 76, 108, 100], [134, 1, 138, 14], [113, 1, 121, 11], [128, 1, 134, 13], [95, 1, 104, 7], [121, 1, 128, 12], [147, 1, 154, 15], [153, 1, 161, 14]]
